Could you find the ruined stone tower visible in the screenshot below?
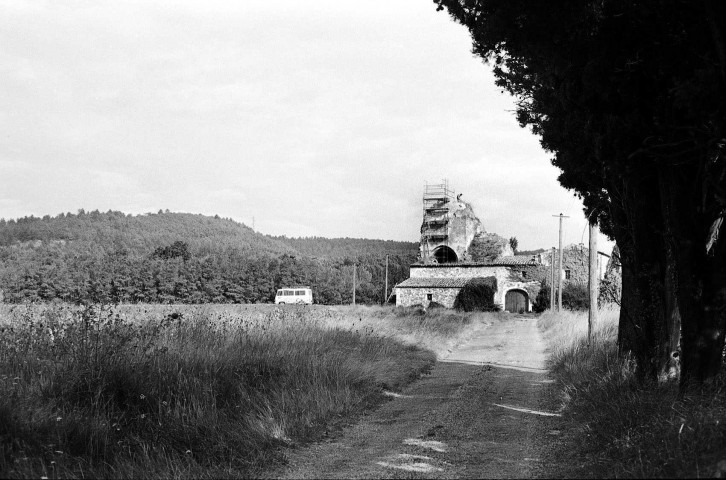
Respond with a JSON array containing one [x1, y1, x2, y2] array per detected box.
[[420, 180, 484, 263]]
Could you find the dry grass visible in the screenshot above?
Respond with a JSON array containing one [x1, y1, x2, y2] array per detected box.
[[538, 307, 726, 478], [538, 306, 621, 389], [320, 304, 488, 358], [0, 303, 476, 479]]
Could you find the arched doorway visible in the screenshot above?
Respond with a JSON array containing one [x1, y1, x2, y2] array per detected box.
[[433, 246, 458, 263], [505, 289, 528, 313]]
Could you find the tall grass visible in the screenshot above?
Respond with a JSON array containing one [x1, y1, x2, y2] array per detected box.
[[321, 304, 488, 358], [539, 307, 726, 478], [0, 303, 457, 479], [538, 306, 621, 389]]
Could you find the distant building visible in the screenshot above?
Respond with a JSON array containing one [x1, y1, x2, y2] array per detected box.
[[396, 257, 544, 312], [395, 180, 605, 312]]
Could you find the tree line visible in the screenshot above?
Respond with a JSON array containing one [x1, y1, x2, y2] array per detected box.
[[0, 211, 417, 305]]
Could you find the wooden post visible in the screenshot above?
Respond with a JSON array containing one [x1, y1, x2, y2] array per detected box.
[[384, 255, 389, 305], [550, 247, 556, 310], [352, 264, 356, 305], [557, 214, 565, 311], [588, 222, 599, 345]]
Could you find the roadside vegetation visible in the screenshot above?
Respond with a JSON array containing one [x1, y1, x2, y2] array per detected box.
[[0, 303, 477, 479], [539, 308, 726, 478], [322, 304, 492, 358]]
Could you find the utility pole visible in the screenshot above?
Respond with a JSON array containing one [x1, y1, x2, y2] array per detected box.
[[384, 254, 389, 305], [588, 222, 599, 345], [352, 264, 356, 306], [553, 213, 569, 311], [550, 247, 556, 310]]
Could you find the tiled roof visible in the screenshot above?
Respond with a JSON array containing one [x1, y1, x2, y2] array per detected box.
[[410, 255, 541, 268], [486, 255, 540, 266], [395, 277, 474, 288]]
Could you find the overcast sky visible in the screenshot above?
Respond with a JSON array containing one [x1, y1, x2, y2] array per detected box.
[[0, 0, 612, 252]]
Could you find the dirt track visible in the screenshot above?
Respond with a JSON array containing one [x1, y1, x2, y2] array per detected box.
[[273, 314, 572, 479]]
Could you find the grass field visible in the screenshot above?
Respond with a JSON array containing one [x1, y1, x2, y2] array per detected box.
[[0, 303, 483, 479], [539, 307, 726, 478]]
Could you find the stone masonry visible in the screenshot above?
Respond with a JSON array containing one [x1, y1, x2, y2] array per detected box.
[[396, 286, 461, 309], [401, 263, 541, 311]]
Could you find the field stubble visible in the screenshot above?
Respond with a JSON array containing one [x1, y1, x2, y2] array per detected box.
[[539, 307, 726, 478], [0, 303, 486, 479]]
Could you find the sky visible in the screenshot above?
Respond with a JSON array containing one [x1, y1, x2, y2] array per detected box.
[[0, 0, 612, 252]]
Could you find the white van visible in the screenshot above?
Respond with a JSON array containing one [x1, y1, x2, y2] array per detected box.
[[275, 287, 313, 304]]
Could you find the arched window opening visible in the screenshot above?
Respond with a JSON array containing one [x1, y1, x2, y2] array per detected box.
[[433, 246, 458, 263]]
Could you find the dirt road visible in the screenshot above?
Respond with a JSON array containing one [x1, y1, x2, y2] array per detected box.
[[273, 314, 571, 479]]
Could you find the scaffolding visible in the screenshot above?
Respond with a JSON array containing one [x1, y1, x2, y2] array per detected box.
[[421, 180, 454, 261]]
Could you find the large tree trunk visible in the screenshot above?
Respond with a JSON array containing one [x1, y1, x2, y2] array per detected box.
[[617, 241, 643, 357], [702, 230, 726, 378], [657, 163, 682, 382], [664, 153, 726, 384], [612, 167, 676, 381], [696, 225, 726, 380], [611, 182, 647, 366]]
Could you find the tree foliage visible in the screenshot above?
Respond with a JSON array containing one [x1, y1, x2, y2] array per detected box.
[[508, 237, 518, 254], [435, 0, 726, 383], [454, 276, 499, 312], [0, 211, 417, 305], [153, 241, 191, 262], [467, 232, 510, 261]]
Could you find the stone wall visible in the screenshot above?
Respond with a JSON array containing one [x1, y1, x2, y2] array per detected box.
[[409, 265, 504, 279], [408, 265, 542, 311], [396, 287, 460, 308], [505, 265, 550, 304], [447, 200, 483, 261], [541, 244, 595, 285], [599, 245, 622, 305]]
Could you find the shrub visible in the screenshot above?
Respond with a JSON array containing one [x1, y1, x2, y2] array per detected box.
[[562, 283, 589, 310], [467, 233, 510, 262], [454, 276, 499, 312], [535, 282, 590, 312], [533, 281, 551, 313]]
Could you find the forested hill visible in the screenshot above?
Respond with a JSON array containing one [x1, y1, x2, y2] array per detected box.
[[0, 210, 295, 256], [0, 210, 418, 304], [271, 236, 418, 260]]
